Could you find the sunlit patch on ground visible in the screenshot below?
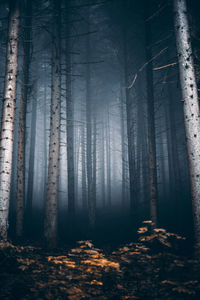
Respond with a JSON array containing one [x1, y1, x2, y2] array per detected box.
[[1, 225, 200, 299]]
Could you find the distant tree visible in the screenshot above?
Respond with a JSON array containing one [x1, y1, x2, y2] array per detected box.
[[92, 117, 97, 210], [123, 20, 136, 219], [25, 81, 37, 231], [44, 0, 61, 247], [120, 83, 127, 205], [106, 105, 111, 208], [42, 62, 48, 202], [174, 0, 200, 243], [86, 8, 96, 229], [16, 0, 32, 238], [65, 2, 75, 223], [81, 123, 87, 210], [101, 120, 106, 208], [0, 0, 20, 240]]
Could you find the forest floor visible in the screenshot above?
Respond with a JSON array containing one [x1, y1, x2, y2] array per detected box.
[[1, 221, 200, 300]]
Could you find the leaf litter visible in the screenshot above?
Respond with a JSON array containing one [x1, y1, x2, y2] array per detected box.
[[0, 221, 200, 299]]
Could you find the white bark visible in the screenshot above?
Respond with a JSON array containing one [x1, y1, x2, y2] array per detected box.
[[0, 2, 20, 240], [44, 0, 61, 247], [174, 0, 200, 242]]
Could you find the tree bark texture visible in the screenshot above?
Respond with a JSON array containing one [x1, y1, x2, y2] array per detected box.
[[0, 0, 20, 240], [145, 5, 158, 227], [44, 0, 61, 247], [16, 0, 32, 237], [174, 0, 200, 242]]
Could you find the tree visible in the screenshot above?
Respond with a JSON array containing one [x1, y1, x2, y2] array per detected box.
[[101, 120, 106, 208], [120, 84, 127, 205], [92, 117, 97, 211], [86, 8, 95, 229], [106, 105, 111, 208], [174, 0, 200, 243], [0, 0, 20, 240], [144, 1, 158, 226], [81, 123, 87, 210], [65, 4, 75, 223], [16, 0, 32, 237], [44, 0, 61, 247], [25, 81, 37, 232], [123, 24, 136, 219]]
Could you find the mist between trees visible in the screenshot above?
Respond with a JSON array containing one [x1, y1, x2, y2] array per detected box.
[[0, 0, 200, 249]]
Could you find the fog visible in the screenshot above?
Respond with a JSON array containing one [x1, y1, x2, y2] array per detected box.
[[0, 0, 200, 245]]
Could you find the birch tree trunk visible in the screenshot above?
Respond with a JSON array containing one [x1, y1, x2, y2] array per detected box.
[[44, 0, 61, 247], [16, 0, 32, 238], [0, 0, 20, 240], [174, 0, 200, 243]]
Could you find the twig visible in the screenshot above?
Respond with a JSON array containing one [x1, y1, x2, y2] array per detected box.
[[153, 62, 177, 71], [126, 47, 168, 89], [145, 3, 168, 22], [126, 74, 138, 90]]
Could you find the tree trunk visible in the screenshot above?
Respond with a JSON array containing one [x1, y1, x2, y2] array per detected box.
[[106, 107, 111, 208], [123, 28, 136, 217], [43, 64, 48, 202], [65, 16, 75, 221], [26, 85, 37, 230], [120, 84, 126, 205], [16, 0, 32, 238], [174, 0, 200, 243], [86, 10, 95, 229], [44, 0, 61, 247], [165, 63, 182, 228], [145, 6, 158, 227], [92, 118, 97, 211], [81, 124, 87, 210], [101, 121, 106, 208], [75, 129, 81, 205], [0, 0, 20, 240]]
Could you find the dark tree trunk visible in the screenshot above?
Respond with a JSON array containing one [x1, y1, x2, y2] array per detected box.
[[16, 0, 32, 238], [120, 83, 127, 205], [81, 123, 87, 210], [101, 121, 106, 208], [145, 4, 158, 226], [86, 10, 95, 229], [92, 118, 97, 211], [26, 86, 37, 230], [106, 107, 111, 208], [65, 4, 75, 221], [44, 0, 61, 248], [123, 26, 136, 218]]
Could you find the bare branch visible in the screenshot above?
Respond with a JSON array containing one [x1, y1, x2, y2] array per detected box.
[[153, 62, 177, 71]]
